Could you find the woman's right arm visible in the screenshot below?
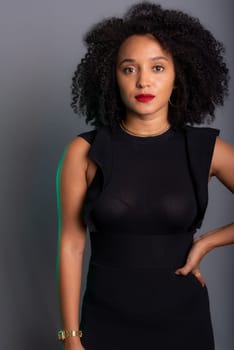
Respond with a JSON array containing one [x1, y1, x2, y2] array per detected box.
[[57, 136, 91, 350]]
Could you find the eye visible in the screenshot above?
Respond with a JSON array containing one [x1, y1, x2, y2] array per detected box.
[[122, 66, 137, 74], [153, 65, 164, 72]]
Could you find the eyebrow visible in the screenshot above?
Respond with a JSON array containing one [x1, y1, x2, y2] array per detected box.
[[118, 56, 169, 66]]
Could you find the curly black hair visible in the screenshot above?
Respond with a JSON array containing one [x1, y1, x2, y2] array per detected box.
[[71, 1, 229, 128]]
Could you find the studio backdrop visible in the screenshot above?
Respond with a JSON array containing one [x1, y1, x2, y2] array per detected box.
[[0, 0, 233, 349]]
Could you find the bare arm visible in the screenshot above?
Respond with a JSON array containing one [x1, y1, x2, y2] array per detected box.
[[209, 137, 234, 193], [57, 136, 91, 348], [175, 137, 234, 283], [200, 137, 234, 247]]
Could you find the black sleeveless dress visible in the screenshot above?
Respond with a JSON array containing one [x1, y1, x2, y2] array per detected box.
[[77, 123, 219, 350]]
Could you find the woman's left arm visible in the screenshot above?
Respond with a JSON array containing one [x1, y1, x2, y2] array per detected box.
[[210, 136, 234, 193], [175, 137, 234, 285]]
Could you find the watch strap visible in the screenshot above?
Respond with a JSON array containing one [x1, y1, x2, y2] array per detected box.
[[57, 329, 83, 341]]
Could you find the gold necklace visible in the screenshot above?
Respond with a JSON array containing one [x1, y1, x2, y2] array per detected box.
[[119, 120, 171, 137]]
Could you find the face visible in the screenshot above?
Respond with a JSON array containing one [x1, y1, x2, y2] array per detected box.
[[116, 34, 175, 121]]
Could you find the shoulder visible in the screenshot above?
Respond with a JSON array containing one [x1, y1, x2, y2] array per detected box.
[[59, 133, 95, 182], [184, 125, 220, 156], [61, 128, 98, 167], [186, 126, 234, 192], [184, 125, 220, 138], [59, 127, 103, 179], [77, 128, 98, 144], [184, 125, 233, 159], [210, 135, 234, 190]]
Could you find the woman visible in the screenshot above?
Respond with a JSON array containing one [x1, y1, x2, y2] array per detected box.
[[57, 2, 234, 349]]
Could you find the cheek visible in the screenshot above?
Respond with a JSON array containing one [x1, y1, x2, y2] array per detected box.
[[117, 77, 131, 100], [117, 83, 125, 99], [116, 81, 128, 105], [159, 77, 175, 95], [117, 76, 127, 90], [119, 89, 130, 106]]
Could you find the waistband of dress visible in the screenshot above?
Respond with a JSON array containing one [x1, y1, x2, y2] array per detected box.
[[89, 231, 194, 269]]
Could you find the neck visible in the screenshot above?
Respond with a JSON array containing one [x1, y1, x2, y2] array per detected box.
[[120, 117, 170, 137]]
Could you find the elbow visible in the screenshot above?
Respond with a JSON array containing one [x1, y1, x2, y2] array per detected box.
[[59, 228, 87, 256]]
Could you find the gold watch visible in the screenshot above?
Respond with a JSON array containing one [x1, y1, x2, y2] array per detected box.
[[57, 329, 83, 341]]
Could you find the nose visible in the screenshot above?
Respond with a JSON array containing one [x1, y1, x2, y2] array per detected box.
[[136, 69, 151, 89]]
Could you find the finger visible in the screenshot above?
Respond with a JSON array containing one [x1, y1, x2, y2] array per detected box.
[[193, 269, 206, 287], [175, 263, 193, 276]]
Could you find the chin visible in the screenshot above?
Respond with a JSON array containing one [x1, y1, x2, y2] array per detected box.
[[133, 107, 157, 115]]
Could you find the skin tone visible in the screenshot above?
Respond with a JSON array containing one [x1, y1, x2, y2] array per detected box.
[[58, 33, 234, 349], [116, 33, 175, 135]]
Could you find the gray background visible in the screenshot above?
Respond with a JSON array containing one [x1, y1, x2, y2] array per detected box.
[[0, 0, 233, 349]]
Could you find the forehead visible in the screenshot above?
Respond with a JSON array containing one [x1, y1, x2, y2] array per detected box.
[[117, 34, 171, 61]]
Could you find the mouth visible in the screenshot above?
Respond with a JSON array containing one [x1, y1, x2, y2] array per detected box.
[[135, 94, 155, 102]]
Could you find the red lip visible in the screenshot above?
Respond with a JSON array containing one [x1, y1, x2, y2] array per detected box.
[[135, 94, 155, 102]]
